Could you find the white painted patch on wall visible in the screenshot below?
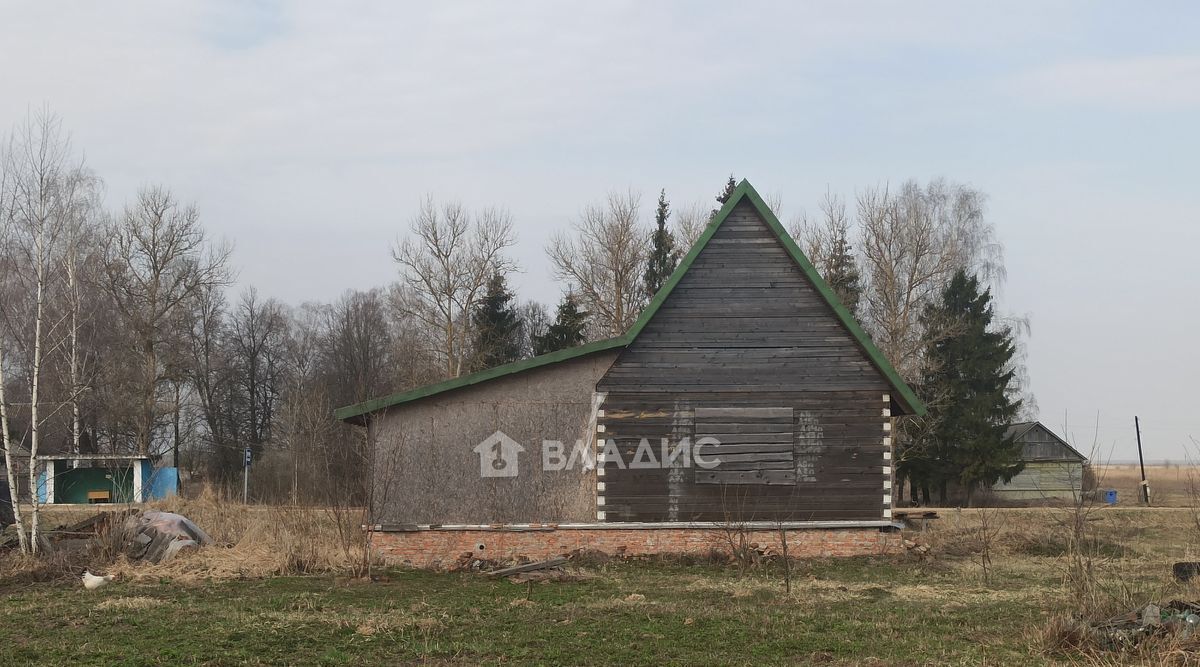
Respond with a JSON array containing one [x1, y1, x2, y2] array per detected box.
[[794, 409, 823, 483], [667, 403, 692, 521]]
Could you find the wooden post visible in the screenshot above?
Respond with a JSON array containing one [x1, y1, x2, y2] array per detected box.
[[1135, 416, 1150, 505]]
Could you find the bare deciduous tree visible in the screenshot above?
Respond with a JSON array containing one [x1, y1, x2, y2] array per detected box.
[[230, 287, 288, 455], [857, 179, 1003, 380], [103, 186, 232, 456], [392, 198, 516, 377], [791, 189, 862, 314], [0, 157, 24, 552], [673, 199, 709, 250], [792, 189, 850, 270], [0, 109, 97, 552], [547, 190, 648, 338]]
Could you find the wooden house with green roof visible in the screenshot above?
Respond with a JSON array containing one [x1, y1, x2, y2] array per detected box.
[[337, 181, 925, 562]]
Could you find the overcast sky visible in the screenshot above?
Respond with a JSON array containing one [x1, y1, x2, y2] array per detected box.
[[2, 2, 1197, 459]]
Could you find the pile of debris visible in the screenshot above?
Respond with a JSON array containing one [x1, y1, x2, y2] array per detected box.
[[0, 508, 212, 565], [902, 538, 931, 557], [1075, 601, 1200, 651], [118, 510, 213, 564]]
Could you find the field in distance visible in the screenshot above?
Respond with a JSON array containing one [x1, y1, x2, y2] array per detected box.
[[1095, 463, 1197, 507]]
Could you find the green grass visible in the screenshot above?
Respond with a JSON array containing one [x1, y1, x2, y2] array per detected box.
[[0, 558, 1062, 666]]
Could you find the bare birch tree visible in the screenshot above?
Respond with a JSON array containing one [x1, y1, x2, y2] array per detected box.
[[0, 109, 97, 551], [103, 186, 233, 456], [547, 189, 648, 338], [857, 179, 1003, 380], [673, 199, 710, 250], [0, 142, 26, 552], [58, 187, 103, 457], [391, 197, 515, 378]]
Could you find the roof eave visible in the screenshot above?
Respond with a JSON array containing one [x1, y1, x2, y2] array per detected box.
[[334, 336, 627, 424]]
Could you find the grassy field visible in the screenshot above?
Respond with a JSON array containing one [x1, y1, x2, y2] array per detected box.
[[0, 557, 1054, 665], [5, 504, 1200, 665], [1096, 464, 1197, 507]]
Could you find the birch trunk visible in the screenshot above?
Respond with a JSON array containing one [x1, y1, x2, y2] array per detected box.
[[67, 249, 81, 454], [27, 221, 45, 553], [0, 340, 29, 553]]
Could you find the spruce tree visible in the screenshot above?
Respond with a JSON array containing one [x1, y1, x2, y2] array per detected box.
[[711, 174, 737, 219], [919, 270, 1023, 505], [644, 189, 679, 299], [824, 226, 862, 314], [717, 174, 737, 204], [471, 273, 522, 371], [534, 293, 589, 355]]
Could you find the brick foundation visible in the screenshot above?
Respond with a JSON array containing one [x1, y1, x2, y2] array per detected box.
[[371, 524, 901, 568]]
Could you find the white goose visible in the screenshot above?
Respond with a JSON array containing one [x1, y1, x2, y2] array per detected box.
[[81, 570, 115, 590]]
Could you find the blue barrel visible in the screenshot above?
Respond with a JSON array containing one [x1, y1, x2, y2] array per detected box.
[[1104, 489, 1118, 505]]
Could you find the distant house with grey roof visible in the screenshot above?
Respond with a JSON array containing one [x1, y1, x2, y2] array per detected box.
[[991, 421, 1088, 501]]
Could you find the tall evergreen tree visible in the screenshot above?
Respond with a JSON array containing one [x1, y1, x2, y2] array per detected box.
[[824, 226, 862, 315], [917, 271, 1023, 505], [644, 189, 679, 299], [470, 273, 522, 371], [534, 293, 588, 355], [717, 174, 737, 204], [711, 174, 738, 219]]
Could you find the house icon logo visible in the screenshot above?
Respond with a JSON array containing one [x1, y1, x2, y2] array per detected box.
[[473, 430, 525, 478]]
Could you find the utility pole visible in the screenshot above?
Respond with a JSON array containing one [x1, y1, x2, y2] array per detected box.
[[242, 446, 252, 503], [1135, 416, 1150, 505]]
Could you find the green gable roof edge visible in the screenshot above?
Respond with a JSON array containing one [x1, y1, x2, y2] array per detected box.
[[333, 336, 627, 423]]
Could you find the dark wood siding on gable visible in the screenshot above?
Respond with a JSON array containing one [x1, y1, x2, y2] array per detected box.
[[596, 201, 891, 522], [1016, 423, 1087, 462], [598, 202, 888, 394]]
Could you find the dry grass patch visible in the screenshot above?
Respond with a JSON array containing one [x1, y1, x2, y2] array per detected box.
[[95, 596, 166, 611], [5, 491, 380, 585]]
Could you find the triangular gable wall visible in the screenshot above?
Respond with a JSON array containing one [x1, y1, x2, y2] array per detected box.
[[599, 180, 924, 414], [1015, 422, 1088, 462]]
